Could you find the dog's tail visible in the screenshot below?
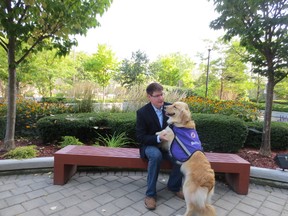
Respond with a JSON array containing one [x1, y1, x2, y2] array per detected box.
[[190, 186, 216, 215]]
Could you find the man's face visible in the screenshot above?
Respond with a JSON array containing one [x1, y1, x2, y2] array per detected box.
[[148, 90, 164, 109]]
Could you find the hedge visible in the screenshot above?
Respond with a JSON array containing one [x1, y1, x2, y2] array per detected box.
[[2, 112, 288, 152], [36, 112, 136, 144], [36, 112, 247, 153], [192, 114, 248, 152], [245, 121, 288, 150]]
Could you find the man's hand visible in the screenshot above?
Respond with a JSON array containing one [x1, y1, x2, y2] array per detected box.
[[156, 130, 169, 142], [159, 131, 170, 142]]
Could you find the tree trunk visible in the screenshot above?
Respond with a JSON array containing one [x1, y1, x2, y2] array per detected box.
[[220, 77, 224, 100], [3, 38, 17, 151], [102, 86, 105, 103], [256, 74, 261, 103], [259, 77, 274, 156]]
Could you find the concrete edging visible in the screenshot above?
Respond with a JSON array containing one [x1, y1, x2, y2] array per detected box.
[[250, 166, 288, 183], [0, 157, 53, 171]]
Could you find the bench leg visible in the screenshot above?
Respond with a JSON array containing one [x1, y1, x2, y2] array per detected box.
[[54, 163, 77, 185], [225, 171, 249, 195]]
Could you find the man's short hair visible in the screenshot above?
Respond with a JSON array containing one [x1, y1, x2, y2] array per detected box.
[[146, 82, 163, 95]]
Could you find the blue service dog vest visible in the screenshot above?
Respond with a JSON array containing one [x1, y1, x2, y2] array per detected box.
[[170, 126, 203, 163]]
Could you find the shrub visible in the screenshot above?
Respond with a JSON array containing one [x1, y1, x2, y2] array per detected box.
[[3, 145, 38, 159], [36, 112, 136, 144], [0, 116, 5, 140], [245, 121, 288, 150], [183, 96, 260, 122], [0, 97, 74, 137], [95, 132, 132, 148], [193, 114, 248, 153], [59, 136, 83, 148], [255, 101, 288, 112], [41, 97, 66, 103], [37, 112, 247, 152]]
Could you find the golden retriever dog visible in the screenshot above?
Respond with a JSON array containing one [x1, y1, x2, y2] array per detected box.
[[157, 101, 215, 216]]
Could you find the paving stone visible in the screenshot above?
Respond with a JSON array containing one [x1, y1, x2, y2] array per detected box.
[[164, 197, 184, 210], [125, 190, 144, 202], [75, 181, 95, 192], [131, 200, 150, 214], [39, 201, 65, 215], [93, 193, 116, 205], [59, 186, 82, 197], [268, 194, 287, 205], [1, 204, 25, 216], [0, 182, 17, 192], [60, 195, 82, 208], [214, 198, 237, 211], [0, 199, 8, 209], [228, 208, 252, 216], [11, 185, 32, 195], [21, 197, 46, 211], [109, 187, 129, 198], [258, 206, 283, 216], [235, 202, 258, 215], [29, 181, 50, 190], [50, 205, 84, 216], [153, 203, 175, 216], [17, 208, 45, 216], [42, 191, 65, 203], [262, 200, 283, 212], [241, 196, 263, 208], [77, 198, 100, 212], [116, 206, 142, 216], [76, 189, 98, 201], [0, 190, 12, 200], [215, 206, 229, 216], [26, 188, 48, 199], [5, 194, 29, 206], [112, 196, 134, 209], [15, 179, 35, 187], [96, 202, 121, 216]]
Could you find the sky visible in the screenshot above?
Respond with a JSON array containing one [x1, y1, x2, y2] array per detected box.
[[74, 0, 223, 61]]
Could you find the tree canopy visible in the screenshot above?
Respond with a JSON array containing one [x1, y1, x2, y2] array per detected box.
[[209, 0, 288, 156], [0, 0, 112, 150], [83, 44, 119, 101], [115, 50, 150, 88], [150, 52, 195, 88]]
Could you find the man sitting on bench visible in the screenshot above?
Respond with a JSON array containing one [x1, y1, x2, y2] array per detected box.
[[136, 82, 184, 210]]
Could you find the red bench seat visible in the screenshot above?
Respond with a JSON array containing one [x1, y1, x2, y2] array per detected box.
[[53, 145, 250, 195]]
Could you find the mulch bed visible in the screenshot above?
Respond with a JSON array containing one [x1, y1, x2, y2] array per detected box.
[[0, 138, 287, 170]]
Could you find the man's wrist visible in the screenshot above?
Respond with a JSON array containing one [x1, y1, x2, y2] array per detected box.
[[157, 135, 161, 143]]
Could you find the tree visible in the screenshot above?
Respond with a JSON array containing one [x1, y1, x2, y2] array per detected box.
[[195, 39, 252, 100], [209, 0, 288, 156], [274, 75, 288, 100], [0, 0, 112, 150], [150, 52, 195, 88], [115, 50, 150, 88], [0, 48, 8, 97], [22, 49, 78, 97], [213, 40, 251, 100], [83, 44, 118, 101]]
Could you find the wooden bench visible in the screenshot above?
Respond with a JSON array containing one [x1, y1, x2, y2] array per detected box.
[[54, 145, 250, 195]]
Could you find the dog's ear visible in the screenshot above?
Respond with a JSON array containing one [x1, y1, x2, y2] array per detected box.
[[180, 107, 191, 123]]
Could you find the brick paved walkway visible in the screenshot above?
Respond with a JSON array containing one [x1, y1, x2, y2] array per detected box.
[[0, 171, 288, 216]]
